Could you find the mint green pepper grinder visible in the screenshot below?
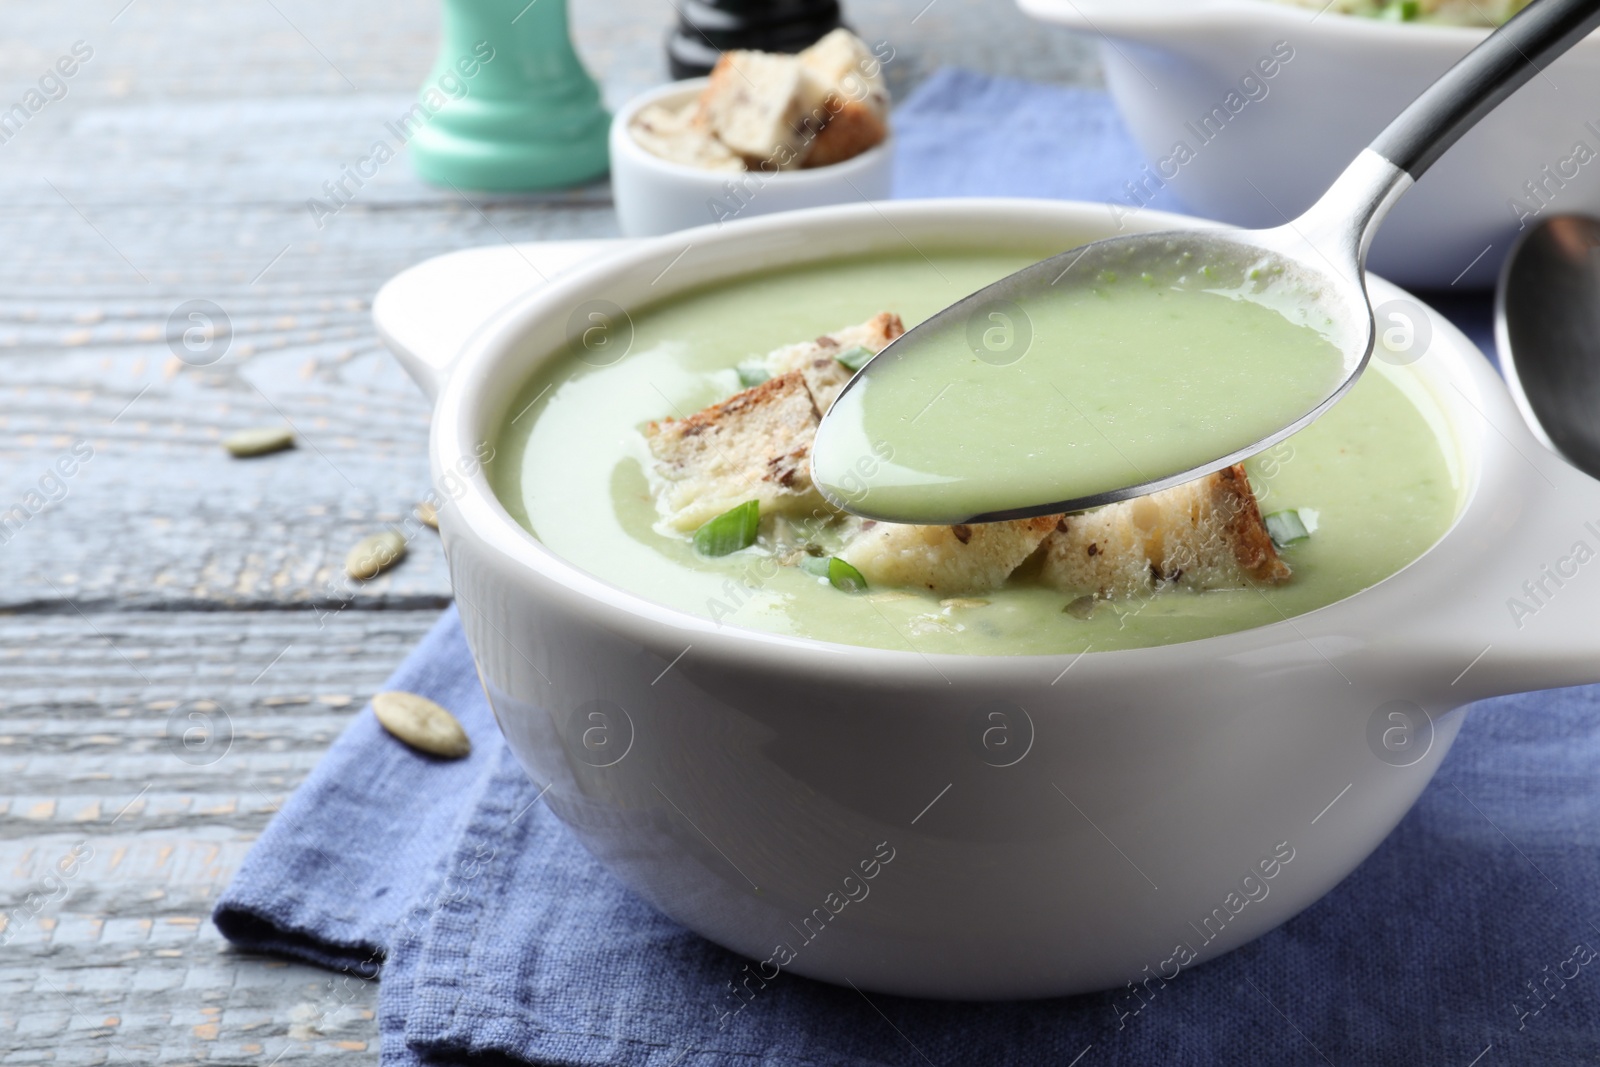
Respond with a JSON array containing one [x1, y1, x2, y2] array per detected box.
[[408, 0, 610, 190]]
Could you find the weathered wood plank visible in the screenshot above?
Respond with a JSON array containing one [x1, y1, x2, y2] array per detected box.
[[0, 0, 1097, 132], [0, 609, 441, 1065], [0, 203, 616, 611]]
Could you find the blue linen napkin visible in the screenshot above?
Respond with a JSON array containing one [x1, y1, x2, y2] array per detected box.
[[215, 70, 1600, 1065], [888, 68, 1185, 210]]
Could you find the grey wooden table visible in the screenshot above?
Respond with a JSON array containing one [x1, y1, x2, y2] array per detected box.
[[0, 3, 1097, 1063]]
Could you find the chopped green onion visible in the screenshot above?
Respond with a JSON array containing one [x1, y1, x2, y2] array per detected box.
[[827, 557, 868, 593], [1375, 0, 1419, 19], [736, 363, 770, 388], [1264, 509, 1312, 549], [693, 500, 760, 557], [799, 554, 868, 592], [834, 345, 874, 372]]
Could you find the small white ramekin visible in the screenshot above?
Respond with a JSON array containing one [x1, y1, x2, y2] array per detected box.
[[608, 77, 895, 238]]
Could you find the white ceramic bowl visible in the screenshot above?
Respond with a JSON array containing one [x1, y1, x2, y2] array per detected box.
[[380, 199, 1600, 999], [608, 77, 895, 238], [1016, 0, 1600, 288]]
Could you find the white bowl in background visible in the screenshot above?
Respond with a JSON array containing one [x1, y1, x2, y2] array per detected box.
[[377, 199, 1600, 999], [1017, 0, 1600, 288], [608, 78, 895, 238]]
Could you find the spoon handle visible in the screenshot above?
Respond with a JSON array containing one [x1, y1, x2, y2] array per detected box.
[[1371, 0, 1600, 178]]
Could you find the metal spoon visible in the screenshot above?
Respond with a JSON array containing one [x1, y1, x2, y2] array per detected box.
[[815, 0, 1600, 524], [1497, 212, 1600, 478]]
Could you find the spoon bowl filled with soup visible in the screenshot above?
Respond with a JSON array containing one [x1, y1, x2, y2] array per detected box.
[[376, 199, 1600, 999]]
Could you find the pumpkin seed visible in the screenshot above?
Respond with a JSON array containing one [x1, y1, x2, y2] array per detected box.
[[371, 690, 470, 758], [346, 530, 406, 580], [223, 426, 295, 457], [416, 501, 439, 529]]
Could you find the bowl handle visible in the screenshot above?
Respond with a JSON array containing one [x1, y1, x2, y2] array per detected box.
[[372, 239, 622, 402], [1435, 456, 1600, 702]]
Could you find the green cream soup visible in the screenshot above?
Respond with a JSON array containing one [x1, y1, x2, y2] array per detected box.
[[812, 257, 1350, 523], [489, 250, 1463, 656]]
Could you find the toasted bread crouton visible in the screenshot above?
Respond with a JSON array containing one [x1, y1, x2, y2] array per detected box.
[[699, 50, 827, 166], [823, 311, 904, 356], [630, 102, 744, 172], [798, 29, 890, 168], [765, 312, 905, 373], [805, 101, 890, 168], [643, 314, 907, 532], [840, 515, 1061, 597], [799, 29, 884, 92], [1038, 465, 1291, 599], [763, 312, 905, 411], [644, 371, 825, 532], [797, 358, 855, 413]]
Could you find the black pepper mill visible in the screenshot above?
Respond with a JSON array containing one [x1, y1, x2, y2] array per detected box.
[[666, 0, 846, 78]]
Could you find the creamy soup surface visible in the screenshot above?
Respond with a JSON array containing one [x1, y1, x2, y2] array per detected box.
[[810, 251, 1349, 523], [489, 250, 1463, 656]]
